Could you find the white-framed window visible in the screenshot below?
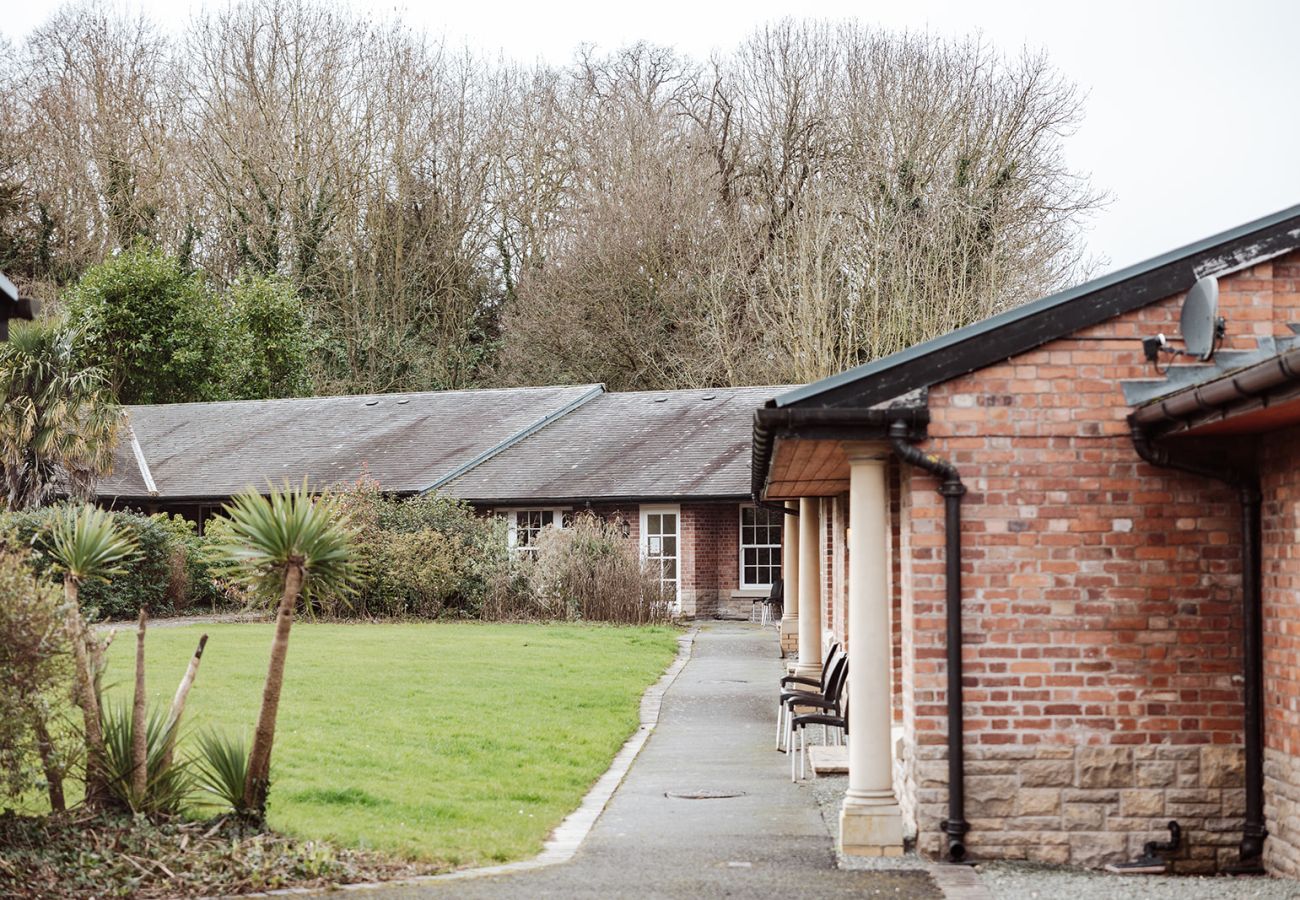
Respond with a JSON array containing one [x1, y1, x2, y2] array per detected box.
[[739, 503, 783, 590], [504, 508, 569, 557], [640, 504, 681, 606]]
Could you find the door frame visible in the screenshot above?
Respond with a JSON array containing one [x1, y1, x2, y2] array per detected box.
[[639, 504, 682, 609]]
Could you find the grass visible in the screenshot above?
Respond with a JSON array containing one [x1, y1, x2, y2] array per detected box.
[[99, 621, 678, 867]]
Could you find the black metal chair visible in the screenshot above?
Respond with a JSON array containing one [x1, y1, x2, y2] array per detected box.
[[791, 696, 848, 781], [776, 649, 847, 752], [751, 578, 784, 626]]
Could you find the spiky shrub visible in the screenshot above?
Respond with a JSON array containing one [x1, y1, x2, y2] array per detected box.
[[43, 504, 139, 809], [212, 483, 357, 820], [100, 701, 191, 814], [192, 730, 251, 816]]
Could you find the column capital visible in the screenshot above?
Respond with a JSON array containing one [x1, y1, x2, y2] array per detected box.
[[841, 441, 890, 463]]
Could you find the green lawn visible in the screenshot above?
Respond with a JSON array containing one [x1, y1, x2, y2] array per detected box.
[[102, 622, 678, 867]]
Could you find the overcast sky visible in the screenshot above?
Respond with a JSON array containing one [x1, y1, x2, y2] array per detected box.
[[5, 0, 1298, 276]]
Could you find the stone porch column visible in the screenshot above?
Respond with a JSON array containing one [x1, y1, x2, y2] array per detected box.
[[840, 449, 904, 856], [795, 496, 823, 679], [780, 500, 799, 658]]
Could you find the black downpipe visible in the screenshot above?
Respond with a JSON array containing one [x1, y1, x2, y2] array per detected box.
[[889, 420, 969, 862], [1130, 425, 1266, 867]]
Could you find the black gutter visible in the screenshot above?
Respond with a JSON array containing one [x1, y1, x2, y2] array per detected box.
[[1130, 425, 1266, 870], [889, 420, 969, 863], [1131, 345, 1300, 437]]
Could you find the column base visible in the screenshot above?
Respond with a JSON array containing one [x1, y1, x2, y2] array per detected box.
[[839, 800, 904, 857]]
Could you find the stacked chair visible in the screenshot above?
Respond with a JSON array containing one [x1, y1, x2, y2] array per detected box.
[[776, 642, 850, 780]]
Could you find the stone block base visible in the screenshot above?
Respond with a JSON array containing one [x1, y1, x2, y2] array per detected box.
[[840, 802, 904, 857]]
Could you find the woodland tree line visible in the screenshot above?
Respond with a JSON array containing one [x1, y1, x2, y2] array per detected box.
[[0, 1, 1103, 397]]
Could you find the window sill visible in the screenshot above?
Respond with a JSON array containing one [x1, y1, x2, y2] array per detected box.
[[731, 588, 771, 599]]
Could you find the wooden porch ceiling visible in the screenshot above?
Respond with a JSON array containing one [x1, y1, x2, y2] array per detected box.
[[763, 436, 850, 499]]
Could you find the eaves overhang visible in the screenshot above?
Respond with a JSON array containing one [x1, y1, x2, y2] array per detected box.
[[750, 402, 929, 500]]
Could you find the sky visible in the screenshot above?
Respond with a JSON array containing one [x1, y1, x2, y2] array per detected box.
[[5, 0, 1299, 276]]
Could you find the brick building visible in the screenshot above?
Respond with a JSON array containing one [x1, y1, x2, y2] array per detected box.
[[100, 384, 789, 619], [750, 204, 1300, 874]]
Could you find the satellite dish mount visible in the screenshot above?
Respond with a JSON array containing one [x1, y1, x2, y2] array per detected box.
[[1141, 275, 1226, 370]]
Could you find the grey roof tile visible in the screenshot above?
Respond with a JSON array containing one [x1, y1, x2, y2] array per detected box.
[[441, 386, 795, 504], [98, 385, 602, 500]]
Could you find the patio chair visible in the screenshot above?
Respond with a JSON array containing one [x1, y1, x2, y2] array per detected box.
[[750, 578, 784, 625], [776, 651, 847, 753], [790, 697, 848, 782], [775, 640, 841, 747]]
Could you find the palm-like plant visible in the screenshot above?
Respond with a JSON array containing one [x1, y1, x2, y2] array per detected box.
[[213, 482, 356, 819], [0, 320, 121, 510], [45, 503, 139, 808]]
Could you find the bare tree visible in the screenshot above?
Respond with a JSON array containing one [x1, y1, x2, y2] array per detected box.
[[1, 7, 1103, 394]]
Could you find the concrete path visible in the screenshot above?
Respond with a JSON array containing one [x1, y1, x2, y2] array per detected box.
[[360, 621, 939, 899]]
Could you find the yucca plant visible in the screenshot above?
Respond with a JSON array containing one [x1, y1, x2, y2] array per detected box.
[[212, 482, 356, 820], [100, 700, 192, 815], [44, 504, 139, 809], [192, 730, 251, 816]]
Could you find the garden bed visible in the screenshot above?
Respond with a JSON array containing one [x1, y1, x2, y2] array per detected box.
[[0, 810, 438, 898]]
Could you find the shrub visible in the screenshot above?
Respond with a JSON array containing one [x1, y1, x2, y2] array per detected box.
[[62, 244, 227, 405], [193, 730, 252, 817], [222, 273, 315, 400], [150, 513, 224, 613], [99, 701, 191, 815], [326, 477, 506, 618], [0, 545, 75, 809], [526, 512, 674, 624], [3, 506, 178, 621]]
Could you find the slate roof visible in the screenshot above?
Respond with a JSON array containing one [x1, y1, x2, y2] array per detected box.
[[99, 385, 603, 501], [441, 386, 794, 504]]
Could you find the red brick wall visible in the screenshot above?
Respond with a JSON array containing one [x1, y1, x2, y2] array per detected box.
[[680, 502, 741, 616], [1262, 427, 1300, 876], [900, 256, 1300, 869]]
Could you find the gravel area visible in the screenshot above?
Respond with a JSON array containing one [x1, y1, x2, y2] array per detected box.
[[976, 860, 1300, 899], [807, 771, 1300, 898]]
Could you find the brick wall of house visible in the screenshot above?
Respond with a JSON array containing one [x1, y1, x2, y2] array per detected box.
[[1262, 427, 1300, 876], [900, 257, 1300, 870], [680, 503, 742, 618]]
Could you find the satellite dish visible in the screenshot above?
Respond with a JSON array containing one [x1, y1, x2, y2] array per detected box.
[[1179, 276, 1221, 361]]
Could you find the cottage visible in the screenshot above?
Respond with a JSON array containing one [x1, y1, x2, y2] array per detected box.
[[752, 202, 1300, 874], [100, 383, 789, 619]]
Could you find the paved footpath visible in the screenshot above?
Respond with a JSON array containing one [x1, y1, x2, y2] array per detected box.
[[359, 622, 939, 900]]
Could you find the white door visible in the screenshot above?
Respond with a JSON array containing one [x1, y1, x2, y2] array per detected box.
[[641, 505, 680, 607]]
